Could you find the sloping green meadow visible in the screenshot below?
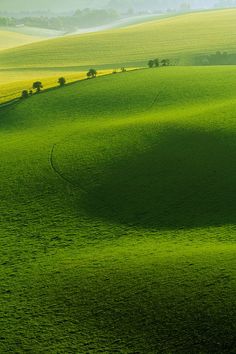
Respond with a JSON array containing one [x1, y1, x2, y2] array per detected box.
[[1, 9, 236, 69], [0, 29, 43, 51], [0, 67, 236, 353]]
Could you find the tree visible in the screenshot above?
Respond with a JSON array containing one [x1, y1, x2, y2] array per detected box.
[[87, 69, 97, 78], [21, 90, 29, 99], [201, 57, 210, 66], [153, 58, 160, 67], [33, 81, 43, 93], [58, 77, 66, 86], [121, 67, 126, 72], [161, 59, 170, 67], [148, 60, 154, 68]]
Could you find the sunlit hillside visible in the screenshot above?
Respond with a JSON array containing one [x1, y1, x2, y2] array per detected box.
[[0, 9, 236, 68], [0, 30, 43, 50], [0, 5, 235, 354], [0, 67, 235, 353]]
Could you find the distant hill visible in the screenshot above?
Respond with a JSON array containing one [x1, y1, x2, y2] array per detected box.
[[0, 9, 236, 69], [0, 29, 43, 50]]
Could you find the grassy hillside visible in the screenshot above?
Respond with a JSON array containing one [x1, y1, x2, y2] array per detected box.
[[0, 67, 235, 353], [1, 26, 64, 38], [0, 29, 43, 50], [0, 9, 236, 68]]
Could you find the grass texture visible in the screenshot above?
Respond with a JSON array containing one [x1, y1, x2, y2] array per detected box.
[[0, 67, 235, 353]]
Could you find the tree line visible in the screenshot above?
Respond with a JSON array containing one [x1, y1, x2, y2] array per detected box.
[[0, 9, 119, 32], [196, 51, 236, 66], [21, 68, 128, 99], [20, 61, 173, 100], [148, 58, 171, 68]]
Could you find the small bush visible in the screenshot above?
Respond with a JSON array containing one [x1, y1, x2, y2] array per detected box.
[[21, 90, 29, 99], [58, 77, 66, 86]]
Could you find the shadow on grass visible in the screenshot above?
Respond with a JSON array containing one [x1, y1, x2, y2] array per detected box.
[[70, 127, 236, 229], [6, 250, 235, 353]]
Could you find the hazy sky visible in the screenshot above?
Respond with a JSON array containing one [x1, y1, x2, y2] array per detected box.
[[0, 0, 105, 12], [0, 0, 221, 13]]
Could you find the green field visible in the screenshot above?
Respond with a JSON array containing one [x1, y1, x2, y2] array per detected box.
[[0, 25, 63, 38], [0, 9, 236, 69], [0, 67, 235, 353], [0, 29, 43, 50]]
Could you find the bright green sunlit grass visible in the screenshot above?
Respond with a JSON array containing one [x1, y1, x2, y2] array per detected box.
[[0, 66, 235, 353]]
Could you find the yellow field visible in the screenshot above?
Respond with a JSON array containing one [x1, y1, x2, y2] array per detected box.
[[0, 68, 133, 104], [1, 9, 236, 104]]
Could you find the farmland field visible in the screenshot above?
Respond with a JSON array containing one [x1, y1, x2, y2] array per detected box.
[[0, 67, 235, 353], [0, 68, 115, 104], [0, 9, 236, 69], [0, 6, 236, 354]]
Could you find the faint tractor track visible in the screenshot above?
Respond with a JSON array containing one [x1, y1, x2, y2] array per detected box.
[[147, 90, 163, 111], [49, 76, 163, 188], [49, 142, 82, 188]]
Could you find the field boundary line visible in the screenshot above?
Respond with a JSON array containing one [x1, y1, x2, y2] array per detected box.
[[0, 67, 145, 107], [0, 98, 20, 109]]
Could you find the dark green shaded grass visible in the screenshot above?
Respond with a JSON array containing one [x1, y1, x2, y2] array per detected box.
[[1, 236, 235, 353], [54, 124, 236, 229], [0, 67, 236, 353]]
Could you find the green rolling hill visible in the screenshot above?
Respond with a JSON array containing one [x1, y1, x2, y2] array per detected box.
[[0, 29, 43, 50], [0, 67, 235, 353], [0, 9, 236, 69]]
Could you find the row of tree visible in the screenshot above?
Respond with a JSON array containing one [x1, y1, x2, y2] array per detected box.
[[21, 67, 131, 98], [21, 69, 101, 98], [20, 62, 175, 99], [148, 58, 171, 68], [0, 9, 119, 32], [196, 51, 236, 66]]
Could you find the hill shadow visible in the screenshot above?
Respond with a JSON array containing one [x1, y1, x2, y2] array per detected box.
[[25, 249, 236, 354], [78, 127, 236, 229]]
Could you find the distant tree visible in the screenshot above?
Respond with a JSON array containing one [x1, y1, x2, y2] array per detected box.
[[161, 59, 170, 67], [180, 2, 191, 12], [121, 67, 126, 72], [29, 90, 33, 96], [201, 57, 210, 66], [21, 90, 29, 99], [148, 60, 154, 68], [33, 81, 43, 93], [153, 58, 160, 67], [58, 77, 66, 86], [87, 69, 97, 78]]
